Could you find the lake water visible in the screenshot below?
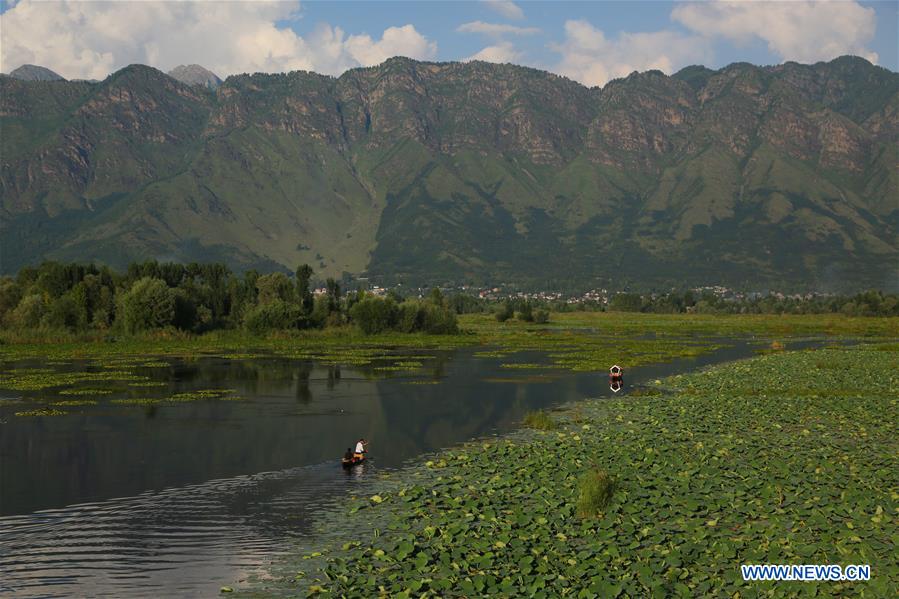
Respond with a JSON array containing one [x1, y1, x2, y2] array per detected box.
[[0, 341, 768, 597]]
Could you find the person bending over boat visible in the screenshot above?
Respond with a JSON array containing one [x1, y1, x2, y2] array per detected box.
[[343, 447, 354, 462], [354, 438, 367, 460]]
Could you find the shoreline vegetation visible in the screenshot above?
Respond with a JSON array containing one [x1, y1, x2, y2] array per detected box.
[[238, 343, 898, 598], [2, 311, 898, 360]]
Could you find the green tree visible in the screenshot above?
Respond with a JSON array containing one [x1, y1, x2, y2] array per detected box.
[[42, 294, 83, 331], [11, 294, 48, 328], [120, 277, 175, 333], [256, 272, 294, 305], [243, 300, 304, 334], [0, 278, 23, 325], [495, 300, 514, 322], [609, 293, 643, 312], [349, 296, 398, 334], [518, 301, 534, 322], [295, 264, 314, 311], [326, 278, 341, 313]]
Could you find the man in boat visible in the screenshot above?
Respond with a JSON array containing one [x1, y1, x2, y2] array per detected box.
[[354, 438, 367, 460], [343, 447, 354, 463]]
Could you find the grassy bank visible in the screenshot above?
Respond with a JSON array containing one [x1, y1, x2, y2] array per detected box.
[[244, 343, 898, 597], [2, 312, 896, 364]]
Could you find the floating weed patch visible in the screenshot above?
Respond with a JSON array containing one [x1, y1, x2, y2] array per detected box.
[[523, 410, 556, 430], [139, 361, 171, 368], [0, 370, 148, 391], [109, 388, 242, 406], [50, 399, 99, 407], [110, 398, 161, 406], [483, 375, 555, 384], [15, 408, 67, 417], [401, 380, 441, 385], [499, 362, 548, 369], [168, 389, 239, 402], [58, 388, 113, 396], [393, 360, 424, 368], [128, 381, 167, 387], [473, 351, 510, 358], [575, 469, 617, 518]]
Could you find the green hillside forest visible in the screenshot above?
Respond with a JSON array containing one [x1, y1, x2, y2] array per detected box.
[[2, 56, 897, 290]]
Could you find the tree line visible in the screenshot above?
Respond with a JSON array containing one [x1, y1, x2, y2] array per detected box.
[[0, 261, 458, 336], [601, 290, 899, 316]]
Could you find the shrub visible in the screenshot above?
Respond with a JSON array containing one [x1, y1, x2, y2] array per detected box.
[[394, 300, 459, 334], [534, 309, 550, 324], [576, 469, 617, 517], [418, 301, 459, 334], [120, 277, 175, 333], [518, 302, 534, 322], [495, 301, 514, 322], [523, 410, 556, 430], [243, 299, 304, 334], [349, 296, 398, 334]]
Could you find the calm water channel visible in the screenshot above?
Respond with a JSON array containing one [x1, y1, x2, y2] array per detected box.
[[1, 341, 765, 597]]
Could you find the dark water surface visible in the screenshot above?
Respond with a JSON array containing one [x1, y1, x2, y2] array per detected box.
[[1, 341, 769, 597]]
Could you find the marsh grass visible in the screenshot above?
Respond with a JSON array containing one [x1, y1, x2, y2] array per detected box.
[[522, 410, 556, 430], [576, 469, 617, 518]]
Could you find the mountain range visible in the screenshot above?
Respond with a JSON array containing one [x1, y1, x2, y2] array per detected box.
[[1, 56, 896, 290]]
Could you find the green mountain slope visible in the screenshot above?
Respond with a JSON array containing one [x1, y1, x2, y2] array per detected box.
[[1, 57, 897, 290]]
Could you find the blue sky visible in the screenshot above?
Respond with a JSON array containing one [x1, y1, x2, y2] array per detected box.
[[293, 1, 897, 72], [1, 1, 896, 86]]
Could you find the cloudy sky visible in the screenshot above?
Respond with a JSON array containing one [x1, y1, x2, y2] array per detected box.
[[1, 1, 895, 87]]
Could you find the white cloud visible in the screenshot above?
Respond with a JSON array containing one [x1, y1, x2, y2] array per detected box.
[[345, 24, 437, 67], [551, 20, 713, 87], [457, 21, 540, 37], [465, 42, 523, 64], [672, 0, 878, 64], [482, 0, 524, 21], [0, 0, 436, 79]]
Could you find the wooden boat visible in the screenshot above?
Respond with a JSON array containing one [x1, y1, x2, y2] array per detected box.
[[342, 455, 366, 468]]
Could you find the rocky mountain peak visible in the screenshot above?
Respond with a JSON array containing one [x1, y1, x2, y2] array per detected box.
[[167, 64, 222, 89], [9, 64, 65, 81]]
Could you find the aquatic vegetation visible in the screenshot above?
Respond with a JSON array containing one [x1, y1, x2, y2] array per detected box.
[[168, 389, 240, 402], [110, 398, 161, 406], [575, 469, 617, 518], [15, 408, 67, 417], [0, 370, 148, 391], [498, 363, 548, 369], [128, 381, 168, 387], [139, 361, 171, 368], [110, 389, 242, 406], [58, 388, 113, 396], [252, 345, 898, 597], [50, 399, 99, 407], [522, 410, 556, 430]]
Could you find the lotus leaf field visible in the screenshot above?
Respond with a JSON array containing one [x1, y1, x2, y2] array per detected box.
[[243, 344, 897, 598]]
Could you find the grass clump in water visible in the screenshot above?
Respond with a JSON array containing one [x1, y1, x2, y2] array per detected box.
[[576, 469, 617, 518], [523, 410, 556, 430], [15, 408, 67, 417]]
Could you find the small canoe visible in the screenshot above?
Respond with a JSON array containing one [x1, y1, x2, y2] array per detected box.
[[342, 456, 366, 468]]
